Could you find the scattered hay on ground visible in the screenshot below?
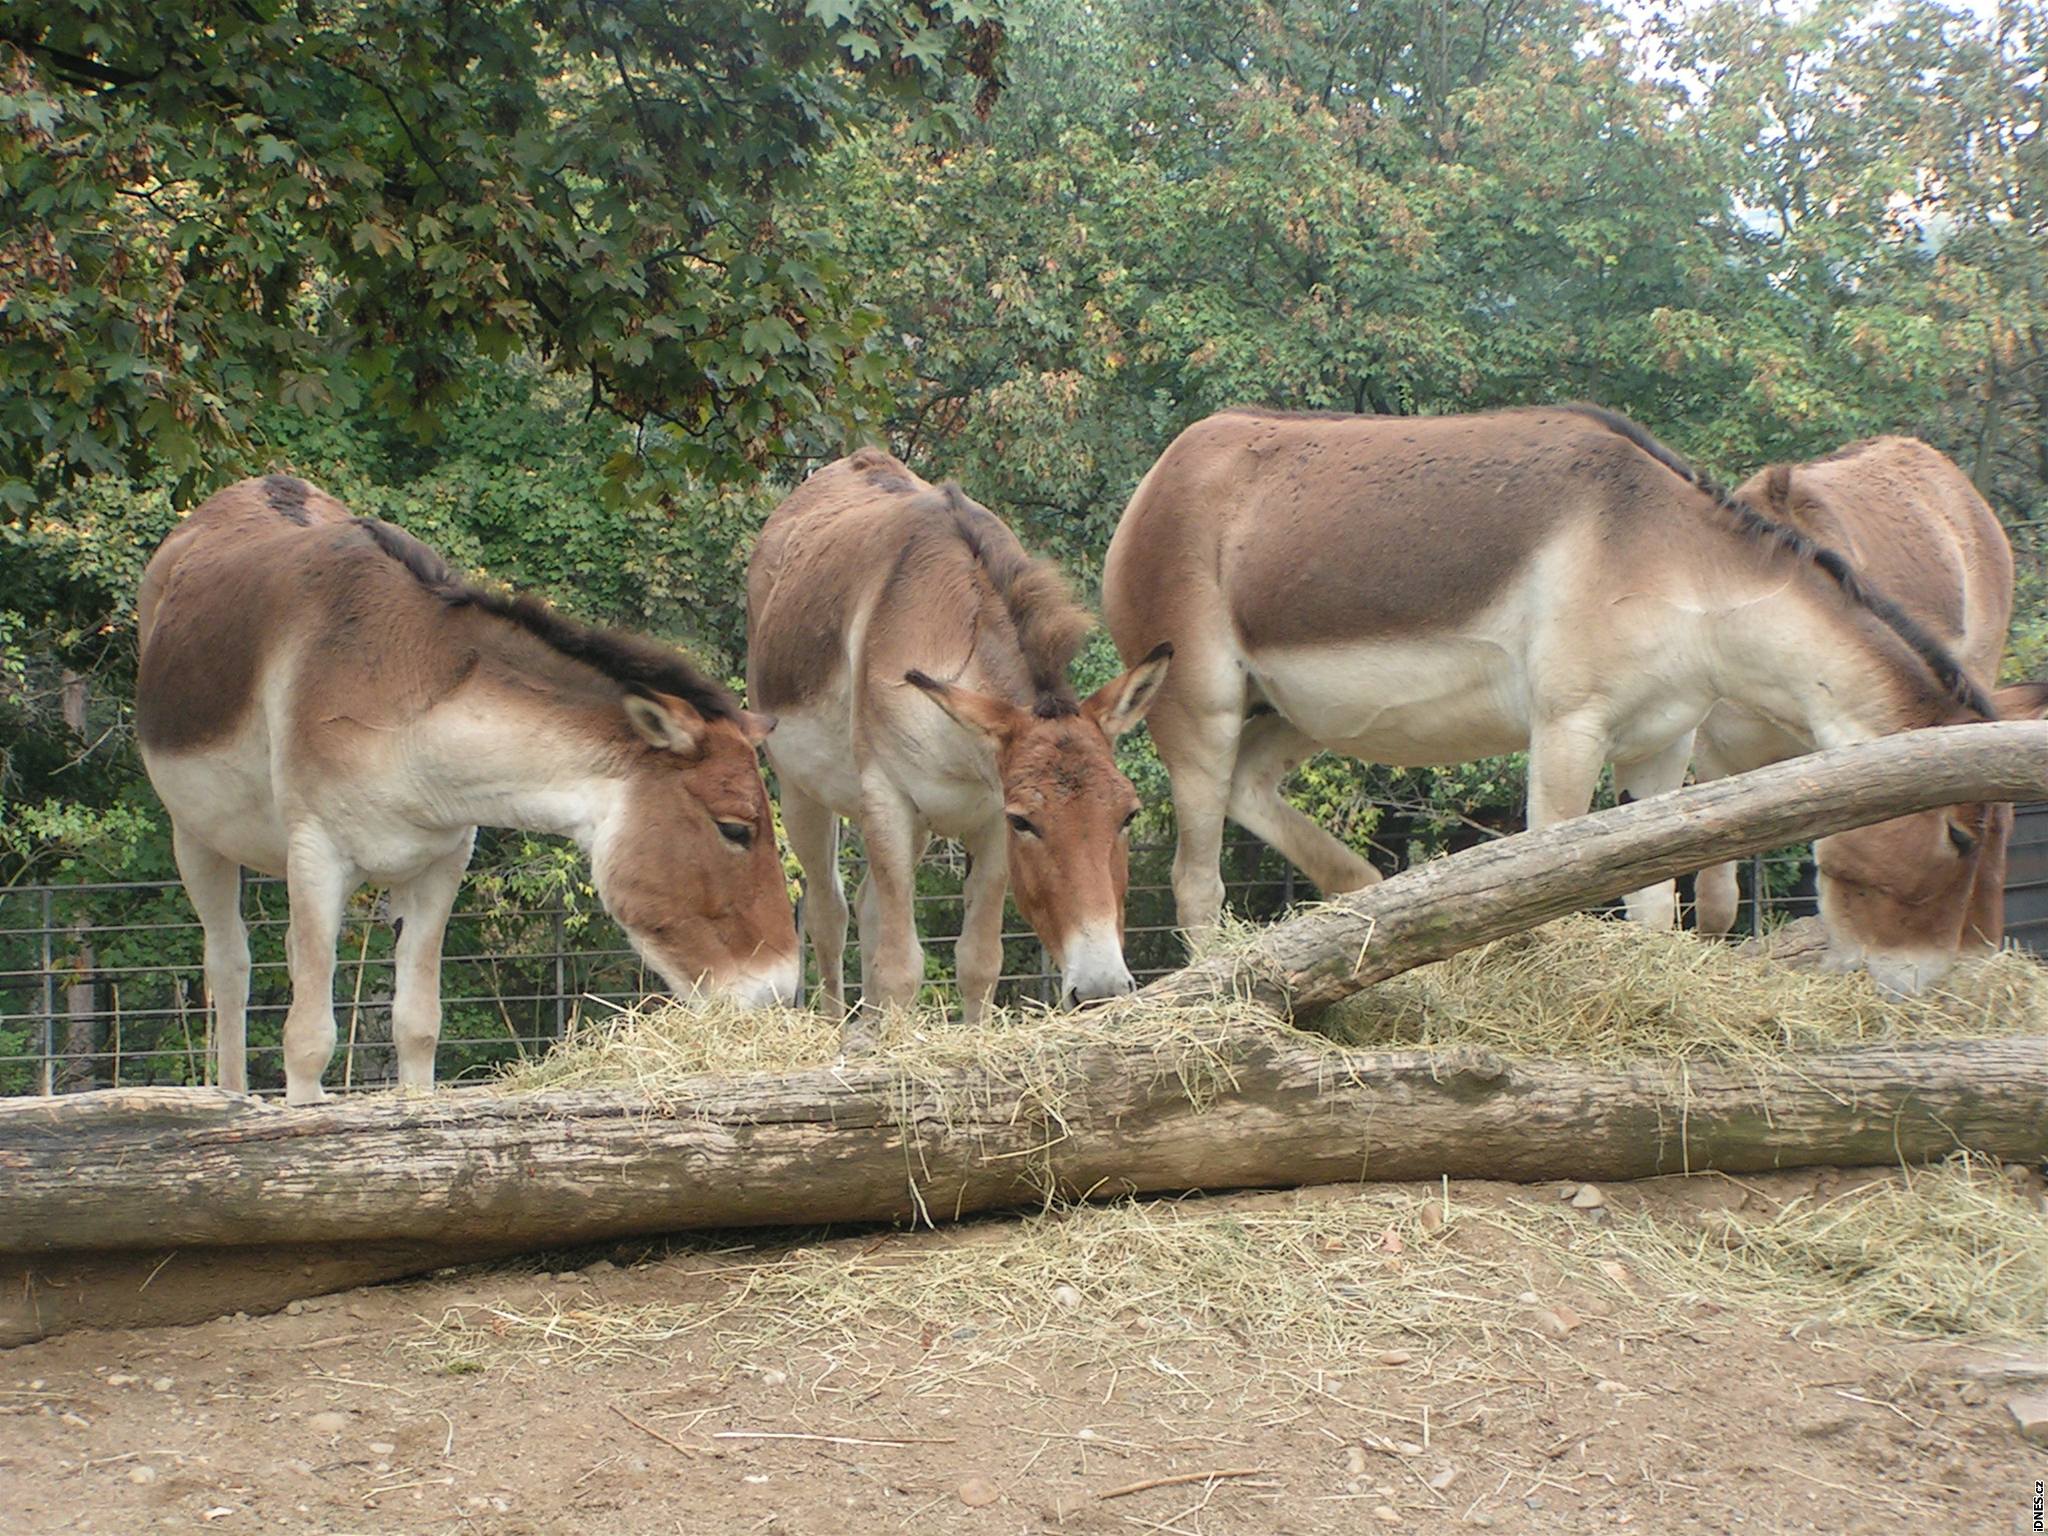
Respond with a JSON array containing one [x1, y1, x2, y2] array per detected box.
[[1516, 1153, 2048, 1341], [406, 1155, 2048, 1387], [1321, 916, 2048, 1066]]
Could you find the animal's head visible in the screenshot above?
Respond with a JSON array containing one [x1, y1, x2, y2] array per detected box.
[[1817, 681, 2048, 996], [592, 690, 799, 1008], [906, 642, 1173, 1005]]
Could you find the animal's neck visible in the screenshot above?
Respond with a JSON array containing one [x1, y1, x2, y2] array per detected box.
[[407, 676, 627, 849], [1708, 580, 1915, 749]]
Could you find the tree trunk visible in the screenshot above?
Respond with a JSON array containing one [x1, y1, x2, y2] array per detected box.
[[1145, 722, 2048, 1018], [3, 1034, 2044, 1268]]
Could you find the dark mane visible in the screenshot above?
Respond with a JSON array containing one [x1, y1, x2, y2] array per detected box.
[[924, 484, 1092, 705], [353, 518, 738, 721], [1557, 404, 1996, 721]]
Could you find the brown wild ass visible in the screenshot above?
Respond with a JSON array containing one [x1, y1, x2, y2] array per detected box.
[[138, 475, 798, 1104], [1687, 437, 2048, 993], [747, 449, 1172, 1027], [1102, 405, 2006, 993]]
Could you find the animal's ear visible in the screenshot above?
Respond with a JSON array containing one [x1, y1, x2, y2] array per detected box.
[[904, 671, 1020, 741], [623, 691, 707, 757], [1993, 682, 2048, 721], [1758, 463, 1795, 516], [1083, 642, 1174, 738], [735, 709, 777, 748]]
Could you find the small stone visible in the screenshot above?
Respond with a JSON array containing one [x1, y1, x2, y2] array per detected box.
[[1372, 1505, 1400, 1524], [61, 1411, 91, 1429], [1378, 1349, 1414, 1366], [233, 1311, 249, 1324], [201, 1508, 235, 1522], [759, 1370, 788, 1388], [1793, 1410, 1856, 1440], [1050, 1284, 1082, 1311], [129, 1466, 157, 1485], [1571, 1184, 1606, 1210], [1466, 1515, 1496, 1529], [1958, 1381, 1988, 1407], [150, 1377, 174, 1393], [107, 1373, 139, 1387], [1532, 1307, 1580, 1340], [306, 1411, 350, 1435], [1598, 1260, 1636, 1293], [958, 1476, 1000, 1508], [1380, 1228, 1405, 1255], [1418, 1204, 1445, 1235], [1556, 1184, 1579, 1202], [1595, 1379, 1624, 1395], [368, 1441, 396, 1456], [2007, 1393, 2048, 1445], [1517, 1291, 1540, 1306], [553, 1271, 581, 1284], [1346, 1446, 1369, 1476], [1428, 1468, 1458, 1491], [585, 1259, 617, 1274], [284, 1301, 305, 1317]]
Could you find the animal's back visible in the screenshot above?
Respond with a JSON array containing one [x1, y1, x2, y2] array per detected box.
[[746, 448, 938, 713], [136, 475, 359, 757], [1106, 406, 1666, 661], [1734, 438, 2011, 677]]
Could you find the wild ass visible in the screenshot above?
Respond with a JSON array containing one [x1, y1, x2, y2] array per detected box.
[[746, 449, 1172, 1026], [138, 475, 798, 1105], [1102, 405, 2003, 991], [1688, 437, 2048, 993]]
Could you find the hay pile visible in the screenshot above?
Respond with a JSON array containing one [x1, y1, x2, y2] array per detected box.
[[499, 916, 2048, 1094]]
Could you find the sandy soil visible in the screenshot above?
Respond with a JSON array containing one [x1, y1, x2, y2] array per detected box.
[[2, 1174, 2040, 1535]]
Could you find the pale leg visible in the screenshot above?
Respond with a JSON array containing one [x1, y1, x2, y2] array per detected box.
[[1147, 691, 1243, 939], [281, 831, 354, 1106], [1226, 713, 1380, 898], [386, 835, 473, 1093], [953, 824, 1010, 1023], [1613, 731, 1694, 930], [782, 787, 849, 1012], [174, 829, 250, 1094], [1525, 715, 1611, 830], [851, 780, 927, 1034]]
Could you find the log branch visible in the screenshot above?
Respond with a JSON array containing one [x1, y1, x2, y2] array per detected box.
[[1143, 722, 2048, 1017]]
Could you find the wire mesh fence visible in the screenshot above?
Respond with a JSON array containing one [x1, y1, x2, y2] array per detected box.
[[0, 831, 1819, 1099]]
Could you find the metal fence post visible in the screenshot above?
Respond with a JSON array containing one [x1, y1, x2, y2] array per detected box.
[[39, 887, 55, 1097], [552, 911, 567, 1040]]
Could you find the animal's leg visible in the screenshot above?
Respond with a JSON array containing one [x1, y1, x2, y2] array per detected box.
[[1524, 715, 1611, 831], [851, 780, 927, 1030], [280, 832, 355, 1106], [853, 869, 877, 1003], [1226, 713, 1380, 898], [386, 835, 474, 1094], [782, 786, 849, 1013], [174, 829, 250, 1094], [953, 823, 1010, 1024], [1612, 731, 1695, 930], [1144, 668, 1246, 939], [1689, 735, 1748, 936]]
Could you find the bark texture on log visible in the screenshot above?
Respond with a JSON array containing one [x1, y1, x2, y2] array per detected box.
[[1144, 722, 2048, 1018], [6, 1034, 2045, 1261]]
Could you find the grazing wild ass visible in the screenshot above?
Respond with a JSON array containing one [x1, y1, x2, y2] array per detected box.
[[138, 475, 798, 1104], [1102, 405, 2009, 992], [747, 449, 1172, 1026], [1688, 437, 2048, 993]]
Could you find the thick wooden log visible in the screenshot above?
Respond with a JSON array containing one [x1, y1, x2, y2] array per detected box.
[[1144, 721, 2048, 1017], [6, 1035, 2046, 1268]]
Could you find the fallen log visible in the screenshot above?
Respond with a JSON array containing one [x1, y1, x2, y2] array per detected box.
[[1145, 721, 2048, 1017], [5, 1031, 2046, 1341]]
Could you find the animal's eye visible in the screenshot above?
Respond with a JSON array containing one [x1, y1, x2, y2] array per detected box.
[[718, 821, 754, 848], [1120, 807, 1140, 832], [1006, 812, 1039, 838], [1948, 823, 1978, 856]]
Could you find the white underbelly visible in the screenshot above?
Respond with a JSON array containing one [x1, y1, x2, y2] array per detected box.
[[1250, 636, 1531, 766], [142, 731, 290, 875], [765, 701, 864, 818]]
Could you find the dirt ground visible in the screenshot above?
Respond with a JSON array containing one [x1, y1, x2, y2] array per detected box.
[[2, 1173, 2042, 1536]]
